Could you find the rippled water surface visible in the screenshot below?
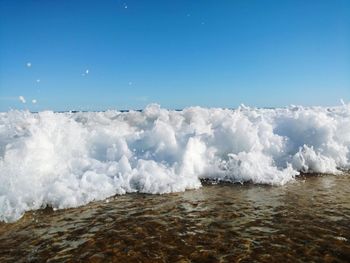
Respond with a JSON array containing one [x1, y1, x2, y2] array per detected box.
[[1, 174, 350, 262]]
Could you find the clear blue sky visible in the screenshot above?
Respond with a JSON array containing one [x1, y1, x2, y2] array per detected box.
[[0, 0, 349, 111]]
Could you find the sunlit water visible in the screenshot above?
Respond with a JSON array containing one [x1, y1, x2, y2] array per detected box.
[[0, 174, 349, 262]]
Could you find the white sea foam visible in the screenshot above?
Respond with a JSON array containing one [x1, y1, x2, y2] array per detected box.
[[18, 96, 26, 104], [0, 104, 349, 222]]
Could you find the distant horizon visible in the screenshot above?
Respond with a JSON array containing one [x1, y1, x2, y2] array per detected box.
[[1, 0, 349, 111], [1, 96, 350, 112], [1, 100, 349, 114]]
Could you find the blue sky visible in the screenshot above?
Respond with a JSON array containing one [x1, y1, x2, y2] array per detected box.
[[0, 0, 349, 111]]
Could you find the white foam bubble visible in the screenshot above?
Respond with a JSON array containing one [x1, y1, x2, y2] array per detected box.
[[0, 104, 349, 222], [18, 96, 26, 104]]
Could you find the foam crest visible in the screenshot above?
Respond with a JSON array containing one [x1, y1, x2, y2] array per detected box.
[[0, 104, 349, 222]]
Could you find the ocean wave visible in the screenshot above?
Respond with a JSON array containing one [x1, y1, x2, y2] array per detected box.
[[1, 104, 349, 222]]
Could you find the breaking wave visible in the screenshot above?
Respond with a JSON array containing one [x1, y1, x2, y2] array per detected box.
[[1, 104, 350, 222]]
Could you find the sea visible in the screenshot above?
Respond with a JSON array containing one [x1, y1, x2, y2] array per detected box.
[[0, 104, 349, 261]]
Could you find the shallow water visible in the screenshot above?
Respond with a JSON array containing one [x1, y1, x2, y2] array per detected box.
[[0, 174, 349, 262]]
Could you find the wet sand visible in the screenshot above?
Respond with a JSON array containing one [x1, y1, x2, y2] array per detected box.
[[0, 174, 349, 262]]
